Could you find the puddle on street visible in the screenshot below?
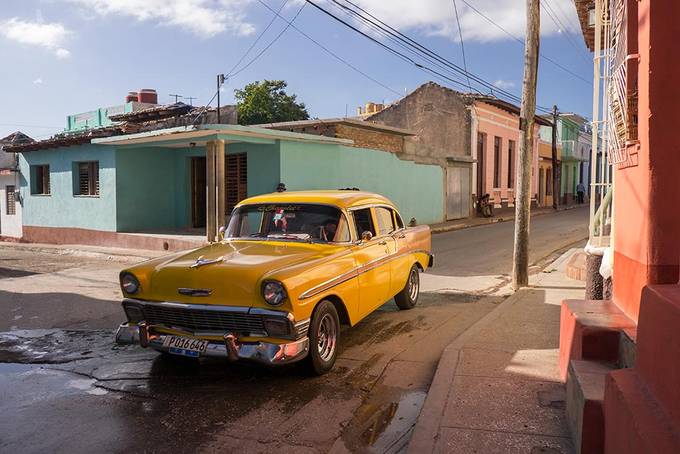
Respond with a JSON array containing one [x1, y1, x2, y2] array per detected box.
[[341, 388, 428, 453]]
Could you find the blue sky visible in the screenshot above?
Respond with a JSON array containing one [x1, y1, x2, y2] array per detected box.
[[0, 0, 594, 141]]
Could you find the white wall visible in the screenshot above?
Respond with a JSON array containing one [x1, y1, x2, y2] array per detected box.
[[0, 174, 22, 238]]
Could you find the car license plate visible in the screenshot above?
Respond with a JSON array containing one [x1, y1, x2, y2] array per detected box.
[[162, 336, 209, 358]]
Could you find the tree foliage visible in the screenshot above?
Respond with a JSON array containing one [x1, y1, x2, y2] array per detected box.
[[234, 80, 309, 125]]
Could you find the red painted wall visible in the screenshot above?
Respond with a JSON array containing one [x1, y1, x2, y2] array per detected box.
[[612, 0, 680, 322]]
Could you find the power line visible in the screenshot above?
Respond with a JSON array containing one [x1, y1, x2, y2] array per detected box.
[[312, 0, 550, 111], [326, 0, 475, 92], [255, 0, 403, 97], [459, 0, 592, 86], [226, 0, 291, 77], [542, 0, 591, 64], [230, 2, 306, 78], [451, 0, 472, 90]]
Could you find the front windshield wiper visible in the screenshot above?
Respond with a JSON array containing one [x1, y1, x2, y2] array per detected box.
[[266, 233, 312, 242]]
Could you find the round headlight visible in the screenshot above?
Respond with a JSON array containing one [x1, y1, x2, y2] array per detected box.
[[262, 281, 287, 306], [120, 273, 140, 295]]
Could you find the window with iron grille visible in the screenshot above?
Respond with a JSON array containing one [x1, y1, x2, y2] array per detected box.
[[30, 165, 50, 195], [6, 185, 16, 215], [73, 161, 99, 196], [225, 153, 247, 212], [493, 136, 502, 188]]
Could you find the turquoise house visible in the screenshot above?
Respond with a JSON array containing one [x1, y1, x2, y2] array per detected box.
[[15, 124, 444, 248]]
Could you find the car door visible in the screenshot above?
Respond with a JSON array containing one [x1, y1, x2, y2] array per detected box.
[[386, 208, 413, 296], [351, 207, 394, 318]]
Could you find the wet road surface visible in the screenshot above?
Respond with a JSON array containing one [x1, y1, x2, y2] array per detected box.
[[0, 208, 588, 453]]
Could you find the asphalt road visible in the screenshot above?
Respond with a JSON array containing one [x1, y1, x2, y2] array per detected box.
[[0, 207, 588, 454]]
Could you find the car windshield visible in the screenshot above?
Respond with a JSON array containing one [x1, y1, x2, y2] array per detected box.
[[225, 204, 351, 243]]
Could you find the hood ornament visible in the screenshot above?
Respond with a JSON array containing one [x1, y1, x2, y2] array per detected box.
[[190, 255, 223, 268]]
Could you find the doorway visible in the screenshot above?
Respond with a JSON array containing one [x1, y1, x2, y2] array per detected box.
[[191, 157, 206, 228]]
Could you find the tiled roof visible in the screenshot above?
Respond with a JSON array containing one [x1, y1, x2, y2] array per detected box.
[[108, 102, 194, 122], [0, 131, 35, 146], [2, 125, 136, 153]]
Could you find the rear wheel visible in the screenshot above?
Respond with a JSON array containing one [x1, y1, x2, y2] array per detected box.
[[305, 300, 340, 375], [394, 264, 420, 310]]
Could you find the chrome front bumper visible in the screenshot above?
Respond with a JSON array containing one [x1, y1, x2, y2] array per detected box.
[[115, 322, 310, 365]]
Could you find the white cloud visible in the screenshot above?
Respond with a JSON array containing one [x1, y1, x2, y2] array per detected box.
[[33, 78, 44, 85], [67, 0, 255, 38], [494, 79, 515, 90], [0, 18, 72, 57], [327, 0, 581, 42]]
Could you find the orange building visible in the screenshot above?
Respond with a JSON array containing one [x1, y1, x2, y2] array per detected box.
[[561, 1, 680, 453]]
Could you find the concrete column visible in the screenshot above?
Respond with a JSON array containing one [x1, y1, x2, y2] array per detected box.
[[216, 140, 226, 231], [206, 141, 216, 243]]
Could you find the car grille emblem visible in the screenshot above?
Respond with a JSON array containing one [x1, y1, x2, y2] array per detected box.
[[190, 255, 223, 268], [178, 288, 213, 297]]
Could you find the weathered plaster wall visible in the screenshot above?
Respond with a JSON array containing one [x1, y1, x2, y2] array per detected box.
[[367, 82, 471, 166], [19, 145, 117, 231], [279, 141, 444, 224]]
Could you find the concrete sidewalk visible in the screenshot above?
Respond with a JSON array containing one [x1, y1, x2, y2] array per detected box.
[[408, 249, 585, 453], [0, 241, 166, 263], [430, 205, 583, 234]]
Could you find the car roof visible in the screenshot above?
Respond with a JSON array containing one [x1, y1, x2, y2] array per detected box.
[[237, 190, 396, 210]]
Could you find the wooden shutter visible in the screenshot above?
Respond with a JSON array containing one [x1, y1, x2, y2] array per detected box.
[[225, 153, 247, 212], [77, 162, 99, 196], [78, 163, 89, 195], [6, 185, 16, 215]]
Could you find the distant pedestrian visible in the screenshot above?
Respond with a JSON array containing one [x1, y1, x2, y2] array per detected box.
[[576, 182, 586, 204], [276, 182, 287, 192]]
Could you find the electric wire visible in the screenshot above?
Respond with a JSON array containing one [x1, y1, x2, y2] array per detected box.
[[226, 0, 291, 77], [451, 0, 472, 91], [459, 0, 592, 85], [255, 0, 403, 97], [542, 0, 591, 64], [316, 0, 552, 112]]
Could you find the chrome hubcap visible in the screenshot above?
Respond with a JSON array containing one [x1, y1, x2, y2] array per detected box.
[[317, 313, 337, 362], [408, 269, 419, 301]]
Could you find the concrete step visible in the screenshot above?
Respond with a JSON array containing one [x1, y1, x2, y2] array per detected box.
[[636, 284, 680, 430], [559, 299, 636, 381], [566, 360, 616, 454], [604, 368, 680, 454]]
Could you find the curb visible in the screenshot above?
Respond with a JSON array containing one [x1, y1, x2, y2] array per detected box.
[[407, 249, 579, 453], [0, 242, 161, 263], [430, 205, 583, 235]]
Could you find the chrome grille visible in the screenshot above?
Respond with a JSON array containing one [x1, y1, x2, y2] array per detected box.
[[141, 305, 266, 335]]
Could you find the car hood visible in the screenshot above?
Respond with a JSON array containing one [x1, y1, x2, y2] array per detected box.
[[137, 240, 344, 307]]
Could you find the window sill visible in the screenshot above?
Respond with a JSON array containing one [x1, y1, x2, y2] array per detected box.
[[73, 195, 100, 198], [30, 193, 51, 197]]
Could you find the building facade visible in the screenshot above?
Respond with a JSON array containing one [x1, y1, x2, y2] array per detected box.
[[365, 82, 549, 219], [8, 124, 444, 249], [536, 137, 561, 207], [0, 132, 33, 238], [558, 114, 591, 204]]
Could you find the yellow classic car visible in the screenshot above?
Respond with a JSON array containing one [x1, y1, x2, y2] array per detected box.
[[115, 190, 433, 374]]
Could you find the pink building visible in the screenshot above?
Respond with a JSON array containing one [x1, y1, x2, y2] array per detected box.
[[471, 97, 548, 208]]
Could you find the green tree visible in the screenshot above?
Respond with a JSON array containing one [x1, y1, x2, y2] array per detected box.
[[234, 80, 309, 125]]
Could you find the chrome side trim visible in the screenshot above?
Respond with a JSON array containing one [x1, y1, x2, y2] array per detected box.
[[297, 248, 432, 300]]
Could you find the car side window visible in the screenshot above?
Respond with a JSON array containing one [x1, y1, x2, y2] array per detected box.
[[353, 208, 375, 238], [394, 211, 404, 229], [375, 207, 396, 236]]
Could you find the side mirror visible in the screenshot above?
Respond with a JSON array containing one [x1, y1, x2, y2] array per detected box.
[[218, 226, 226, 241], [360, 231, 373, 242]]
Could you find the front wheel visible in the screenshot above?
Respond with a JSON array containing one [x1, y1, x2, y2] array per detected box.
[[305, 300, 340, 375], [394, 264, 420, 310]]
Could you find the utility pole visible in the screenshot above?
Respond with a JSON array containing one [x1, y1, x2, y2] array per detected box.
[[512, 0, 540, 290], [216, 74, 225, 124], [551, 105, 560, 210], [186, 96, 197, 106]]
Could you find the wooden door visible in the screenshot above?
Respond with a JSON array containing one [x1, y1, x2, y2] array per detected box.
[[191, 157, 206, 228], [447, 166, 471, 220]]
